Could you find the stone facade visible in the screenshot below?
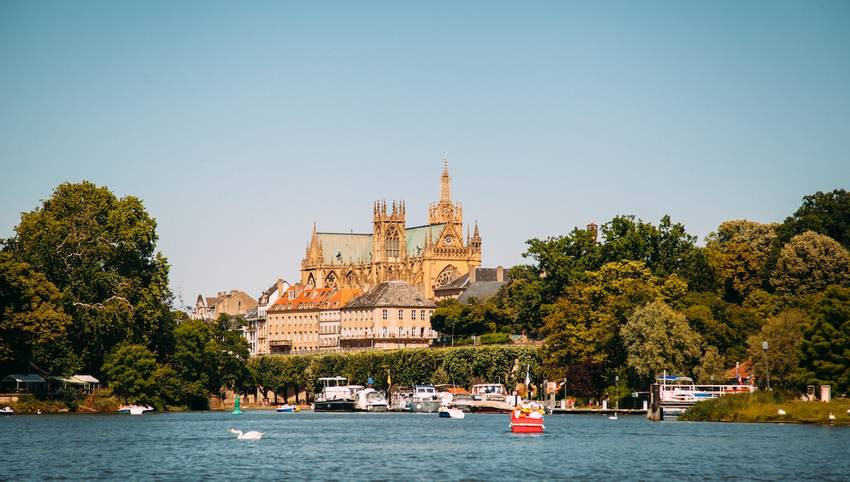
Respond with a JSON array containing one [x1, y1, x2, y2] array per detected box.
[[300, 162, 482, 299], [340, 281, 438, 350], [193, 290, 258, 321]]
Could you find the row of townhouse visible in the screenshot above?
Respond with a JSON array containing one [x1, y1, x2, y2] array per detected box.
[[195, 266, 509, 356], [266, 280, 438, 355]]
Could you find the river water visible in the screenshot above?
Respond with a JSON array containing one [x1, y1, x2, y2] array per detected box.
[[1, 411, 848, 480]]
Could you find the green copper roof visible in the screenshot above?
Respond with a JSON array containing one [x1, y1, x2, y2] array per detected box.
[[317, 223, 446, 264], [317, 233, 373, 264], [406, 224, 445, 257]]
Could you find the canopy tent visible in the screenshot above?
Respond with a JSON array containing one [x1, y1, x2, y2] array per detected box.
[[72, 375, 101, 392], [2, 374, 46, 392]]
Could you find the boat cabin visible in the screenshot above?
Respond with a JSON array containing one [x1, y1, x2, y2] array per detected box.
[[412, 384, 437, 400], [318, 377, 363, 400]]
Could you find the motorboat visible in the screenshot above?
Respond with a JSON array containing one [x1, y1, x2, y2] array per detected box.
[[653, 374, 755, 418], [117, 405, 153, 415], [0, 406, 14, 416], [452, 384, 518, 413], [438, 404, 465, 419], [389, 386, 414, 411], [510, 401, 545, 433], [275, 404, 300, 413], [354, 388, 389, 412], [314, 377, 362, 412], [406, 384, 441, 413]]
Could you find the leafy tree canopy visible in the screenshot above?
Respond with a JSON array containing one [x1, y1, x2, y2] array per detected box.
[[770, 231, 850, 297], [0, 252, 75, 374], [2, 181, 175, 373]]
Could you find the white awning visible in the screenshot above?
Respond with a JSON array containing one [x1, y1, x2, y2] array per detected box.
[[73, 375, 100, 384]]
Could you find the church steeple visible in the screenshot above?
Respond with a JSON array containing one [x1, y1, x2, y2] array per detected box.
[[440, 155, 451, 202], [429, 156, 462, 226]]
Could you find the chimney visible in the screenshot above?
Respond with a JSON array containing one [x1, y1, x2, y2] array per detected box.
[[587, 223, 598, 243], [277, 278, 284, 297], [496, 265, 504, 282], [469, 268, 477, 283]]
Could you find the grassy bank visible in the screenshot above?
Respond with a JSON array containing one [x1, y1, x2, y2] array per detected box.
[[681, 391, 850, 425]]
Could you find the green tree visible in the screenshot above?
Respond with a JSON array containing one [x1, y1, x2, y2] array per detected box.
[[706, 220, 777, 302], [747, 309, 807, 389], [0, 252, 75, 374], [172, 317, 250, 407], [541, 261, 659, 379], [797, 286, 850, 393], [770, 231, 850, 297], [776, 189, 850, 250], [102, 343, 158, 404], [621, 299, 702, 382], [2, 182, 176, 373], [695, 346, 726, 384]]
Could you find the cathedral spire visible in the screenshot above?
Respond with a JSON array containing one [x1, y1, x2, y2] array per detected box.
[[440, 154, 451, 202]]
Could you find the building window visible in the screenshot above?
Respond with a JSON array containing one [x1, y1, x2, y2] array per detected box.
[[385, 227, 400, 259], [382, 309, 388, 320], [398, 327, 403, 337], [398, 310, 404, 320], [420, 309, 426, 319], [411, 310, 416, 320]]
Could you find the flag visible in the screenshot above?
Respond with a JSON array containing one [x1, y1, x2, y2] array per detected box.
[[736, 362, 741, 385], [387, 370, 392, 387], [525, 365, 530, 387]]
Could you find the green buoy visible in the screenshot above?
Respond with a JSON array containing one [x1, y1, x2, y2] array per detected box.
[[232, 394, 242, 415]]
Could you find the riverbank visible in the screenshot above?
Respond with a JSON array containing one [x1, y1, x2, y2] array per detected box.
[[680, 391, 850, 425]]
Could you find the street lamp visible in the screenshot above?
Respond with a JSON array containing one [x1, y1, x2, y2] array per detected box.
[[761, 340, 770, 391]]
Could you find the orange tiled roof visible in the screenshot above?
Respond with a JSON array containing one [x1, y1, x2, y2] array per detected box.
[[271, 285, 334, 311], [325, 287, 359, 306]]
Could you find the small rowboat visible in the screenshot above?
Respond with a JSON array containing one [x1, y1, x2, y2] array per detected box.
[[510, 405, 545, 433]]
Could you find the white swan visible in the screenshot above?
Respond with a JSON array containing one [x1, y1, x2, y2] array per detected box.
[[229, 428, 264, 440], [828, 413, 836, 423], [608, 413, 618, 420], [777, 409, 786, 416]]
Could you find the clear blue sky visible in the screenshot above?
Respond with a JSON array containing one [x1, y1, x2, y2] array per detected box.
[[2, 1, 849, 307]]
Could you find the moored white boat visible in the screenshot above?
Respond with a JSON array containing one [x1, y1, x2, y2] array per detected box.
[[275, 404, 299, 413], [438, 405, 465, 419], [0, 406, 14, 416], [452, 383, 518, 413], [406, 384, 441, 413], [354, 388, 389, 412], [314, 377, 361, 412], [118, 405, 153, 415]]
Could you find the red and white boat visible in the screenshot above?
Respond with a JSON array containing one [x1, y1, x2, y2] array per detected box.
[[509, 403, 545, 433]]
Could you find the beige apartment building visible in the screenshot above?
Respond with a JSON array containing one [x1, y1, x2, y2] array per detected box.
[[318, 287, 361, 352], [340, 281, 438, 350], [266, 285, 331, 354]]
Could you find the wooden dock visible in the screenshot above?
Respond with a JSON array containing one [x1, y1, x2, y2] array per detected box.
[[550, 408, 647, 415]]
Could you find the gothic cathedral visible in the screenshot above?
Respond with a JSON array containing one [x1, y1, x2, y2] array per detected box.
[[300, 161, 482, 298]]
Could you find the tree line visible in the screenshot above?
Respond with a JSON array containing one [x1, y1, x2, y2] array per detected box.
[[249, 345, 542, 403], [432, 189, 850, 395], [2, 182, 848, 408]]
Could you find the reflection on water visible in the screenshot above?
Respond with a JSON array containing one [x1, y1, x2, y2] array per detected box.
[[1, 411, 849, 480]]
